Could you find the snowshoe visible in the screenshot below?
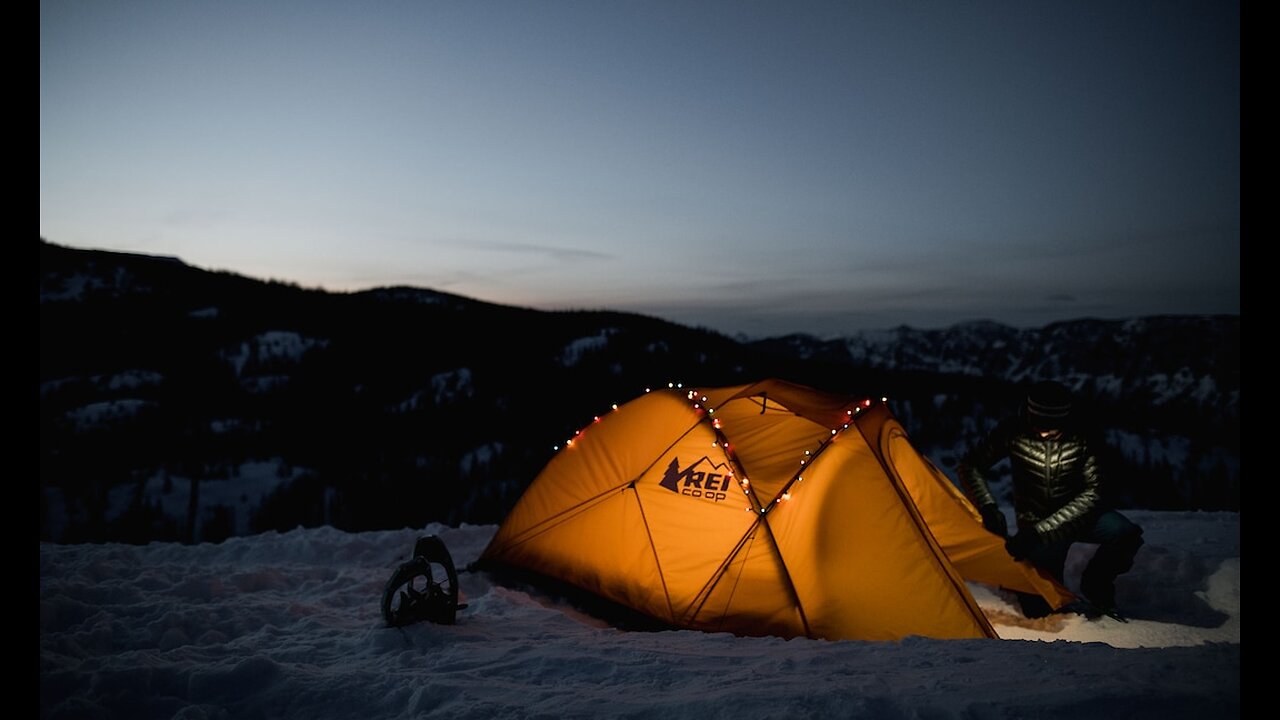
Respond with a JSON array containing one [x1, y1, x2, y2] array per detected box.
[[381, 535, 467, 627]]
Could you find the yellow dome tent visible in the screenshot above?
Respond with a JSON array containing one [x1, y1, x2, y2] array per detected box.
[[479, 379, 1072, 641]]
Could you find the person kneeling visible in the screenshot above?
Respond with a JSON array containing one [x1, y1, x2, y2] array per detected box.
[[958, 381, 1144, 619]]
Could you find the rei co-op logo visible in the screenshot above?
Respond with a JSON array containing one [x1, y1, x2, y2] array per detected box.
[[658, 456, 734, 503]]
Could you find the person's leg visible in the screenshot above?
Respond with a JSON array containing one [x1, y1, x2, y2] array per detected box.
[[1079, 510, 1144, 610], [1014, 539, 1071, 618]]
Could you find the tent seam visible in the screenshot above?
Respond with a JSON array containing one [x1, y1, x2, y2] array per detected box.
[[632, 485, 678, 622]]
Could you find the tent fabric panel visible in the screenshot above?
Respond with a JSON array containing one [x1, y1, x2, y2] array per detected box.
[[765, 433, 992, 640], [711, 399, 831, 504], [484, 390, 698, 556], [485, 488, 673, 621], [631, 424, 766, 619], [678, 520, 809, 639], [701, 379, 860, 429]]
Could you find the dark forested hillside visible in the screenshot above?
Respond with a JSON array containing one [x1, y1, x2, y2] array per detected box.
[[39, 240, 1239, 543]]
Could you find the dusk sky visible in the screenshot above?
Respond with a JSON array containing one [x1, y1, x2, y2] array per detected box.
[[40, 1, 1239, 338]]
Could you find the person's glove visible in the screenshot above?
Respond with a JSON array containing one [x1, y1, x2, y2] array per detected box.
[[979, 505, 1008, 537], [1005, 531, 1041, 561]]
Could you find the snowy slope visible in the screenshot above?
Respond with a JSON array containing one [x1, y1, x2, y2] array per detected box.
[[40, 510, 1239, 719]]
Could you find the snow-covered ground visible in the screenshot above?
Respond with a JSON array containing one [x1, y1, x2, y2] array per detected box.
[[40, 510, 1239, 719]]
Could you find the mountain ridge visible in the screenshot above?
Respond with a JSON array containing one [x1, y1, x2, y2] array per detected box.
[[39, 239, 1239, 544]]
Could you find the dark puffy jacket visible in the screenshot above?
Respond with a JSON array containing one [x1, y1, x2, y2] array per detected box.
[[957, 417, 1103, 544]]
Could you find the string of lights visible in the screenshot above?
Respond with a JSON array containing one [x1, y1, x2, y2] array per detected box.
[[549, 383, 889, 517]]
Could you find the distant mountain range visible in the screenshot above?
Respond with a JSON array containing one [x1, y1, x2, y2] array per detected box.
[[750, 318, 1238, 426], [39, 239, 1239, 544]]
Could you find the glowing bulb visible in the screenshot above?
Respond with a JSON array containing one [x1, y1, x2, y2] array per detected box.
[[553, 445, 559, 451], [881, 397, 887, 402], [668, 382, 674, 388], [612, 403, 618, 410], [831, 429, 837, 435], [782, 492, 792, 501], [566, 439, 574, 446], [594, 416, 600, 422], [804, 450, 811, 456], [701, 396, 708, 402]]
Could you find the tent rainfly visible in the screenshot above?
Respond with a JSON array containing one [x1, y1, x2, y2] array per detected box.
[[479, 379, 1073, 641]]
